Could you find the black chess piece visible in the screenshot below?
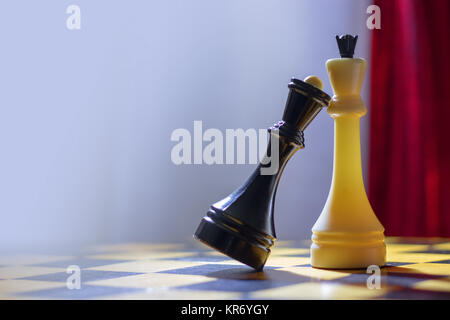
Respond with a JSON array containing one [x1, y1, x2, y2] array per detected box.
[[336, 34, 358, 58], [194, 76, 331, 270]]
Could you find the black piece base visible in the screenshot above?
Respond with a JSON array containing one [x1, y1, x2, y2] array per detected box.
[[194, 208, 275, 271]]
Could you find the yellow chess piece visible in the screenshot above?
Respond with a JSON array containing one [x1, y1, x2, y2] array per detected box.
[[304, 75, 323, 90], [311, 35, 386, 269]]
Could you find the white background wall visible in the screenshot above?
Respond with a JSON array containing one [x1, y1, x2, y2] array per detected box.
[[0, 0, 371, 252]]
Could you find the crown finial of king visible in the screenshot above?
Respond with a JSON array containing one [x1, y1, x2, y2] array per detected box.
[[336, 34, 358, 58]]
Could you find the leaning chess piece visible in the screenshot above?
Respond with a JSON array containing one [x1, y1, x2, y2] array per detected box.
[[311, 35, 386, 269], [194, 76, 331, 270]]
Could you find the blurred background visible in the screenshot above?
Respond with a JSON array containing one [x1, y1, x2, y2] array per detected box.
[[1, 0, 447, 253]]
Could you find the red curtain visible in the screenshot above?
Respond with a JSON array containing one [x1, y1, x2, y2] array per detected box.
[[369, 0, 450, 237]]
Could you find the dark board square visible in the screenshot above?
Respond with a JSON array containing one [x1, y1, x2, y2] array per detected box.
[[173, 268, 316, 293], [175, 278, 295, 293], [284, 253, 310, 258], [34, 257, 130, 269], [378, 287, 450, 300], [430, 259, 450, 264], [294, 262, 414, 268], [158, 264, 278, 276], [333, 271, 445, 288], [294, 264, 312, 267], [386, 238, 446, 245], [410, 250, 450, 255], [16, 285, 143, 299], [19, 270, 142, 282], [386, 262, 415, 267], [160, 252, 230, 263]]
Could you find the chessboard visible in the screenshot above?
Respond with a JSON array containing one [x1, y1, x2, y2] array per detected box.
[[1, 237, 449, 300]]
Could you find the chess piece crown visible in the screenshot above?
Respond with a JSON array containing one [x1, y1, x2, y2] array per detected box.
[[336, 34, 358, 58]]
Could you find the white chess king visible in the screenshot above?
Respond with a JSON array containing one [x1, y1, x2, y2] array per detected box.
[[310, 35, 386, 269]]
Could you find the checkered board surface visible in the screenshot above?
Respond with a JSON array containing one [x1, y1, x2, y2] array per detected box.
[[1, 237, 450, 300]]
